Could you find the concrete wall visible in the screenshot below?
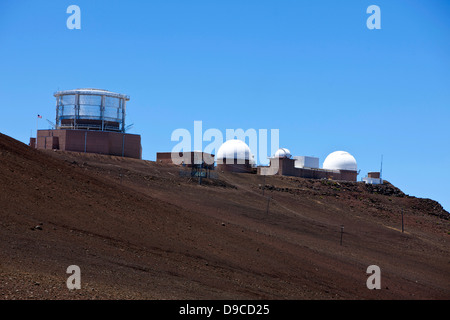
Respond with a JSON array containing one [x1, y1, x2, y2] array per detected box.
[[338, 170, 358, 182], [156, 152, 175, 164], [37, 129, 142, 159], [156, 152, 215, 169], [215, 158, 253, 173], [29, 138, 36, 148], [258, 164, 279, 175], [257, 158, 357, 181], [217, 163, 253, 173]]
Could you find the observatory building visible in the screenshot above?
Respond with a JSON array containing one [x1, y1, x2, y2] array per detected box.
[[323, 151, 357, 171], [216, 139, 254, 173], [33, 89, 142, 159], [156, 151, 215, 169], [258, 149, 358, 182], [362, 172, 383, 184]]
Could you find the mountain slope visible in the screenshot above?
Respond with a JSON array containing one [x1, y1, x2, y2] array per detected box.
[[0, 132, 448, 299]]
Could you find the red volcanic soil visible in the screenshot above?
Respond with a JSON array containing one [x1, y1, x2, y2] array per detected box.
[[0, 132, 449, 300]]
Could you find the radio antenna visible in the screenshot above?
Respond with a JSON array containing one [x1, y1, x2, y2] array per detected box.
[[380, 154, 383, 182]]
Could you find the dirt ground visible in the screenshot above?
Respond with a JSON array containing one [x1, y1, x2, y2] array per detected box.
[[0, 132, 448, 300]]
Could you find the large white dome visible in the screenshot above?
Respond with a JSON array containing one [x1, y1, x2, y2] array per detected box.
[[216, 139, 252, 161], [323, 151, 357, 171], [274, 148, 291, 158]]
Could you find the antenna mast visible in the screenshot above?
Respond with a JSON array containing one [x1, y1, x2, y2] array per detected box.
[[380, 155, 383, 183]]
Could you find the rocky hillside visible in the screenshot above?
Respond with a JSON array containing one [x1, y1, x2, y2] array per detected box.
[[0, 132, 448, 300]]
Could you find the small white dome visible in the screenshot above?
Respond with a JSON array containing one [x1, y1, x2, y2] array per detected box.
[[216, 139, 252, 161], [274, 148, 291, 158], [323, 151, 357, 171]]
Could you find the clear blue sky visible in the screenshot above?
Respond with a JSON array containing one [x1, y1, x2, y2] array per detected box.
[[0, 0, 449, 212]]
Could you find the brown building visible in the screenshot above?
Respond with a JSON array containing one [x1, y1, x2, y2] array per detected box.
[[368, 172, 380, 179], [156, 151, 215, 169], [216, 159, 253, 173], [35, 129, 142, 159], [362, 171, 382, 184], [258, 157, 357, 182]]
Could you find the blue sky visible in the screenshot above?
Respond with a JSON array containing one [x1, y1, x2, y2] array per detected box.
[[0, 0, 449, 212]]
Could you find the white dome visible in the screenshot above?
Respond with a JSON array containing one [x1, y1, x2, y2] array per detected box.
[[216, 139, 252, 161], [323, 151, 357, 171], [274, 148, 291, 158]]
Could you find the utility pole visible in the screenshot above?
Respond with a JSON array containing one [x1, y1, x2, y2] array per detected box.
[[380, 154, 383, 183], [401, 208, 404, 233], [122, 134, 125, 157], [84, 131, 87, 153], [262, 175, 266, 196], [198, 162, 203, 185], [36, 115, 41, 148]]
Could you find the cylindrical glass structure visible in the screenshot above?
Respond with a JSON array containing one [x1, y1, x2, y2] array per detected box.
[[54, 88, 129, 132]]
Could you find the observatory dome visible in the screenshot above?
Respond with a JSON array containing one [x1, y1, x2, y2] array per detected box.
[[216, 139, 252, 161], [53, 88, 130, 133], [274, 148, 291, 158], [323, 151, 357, 171]]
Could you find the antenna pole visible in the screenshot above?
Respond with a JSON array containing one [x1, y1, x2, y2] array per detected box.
[[262, 175, 266, 196], [36, 116, 39, 148], [198, 162, 203, 185], [380, 154, 383, 182], [266, 196, 271, 214]]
